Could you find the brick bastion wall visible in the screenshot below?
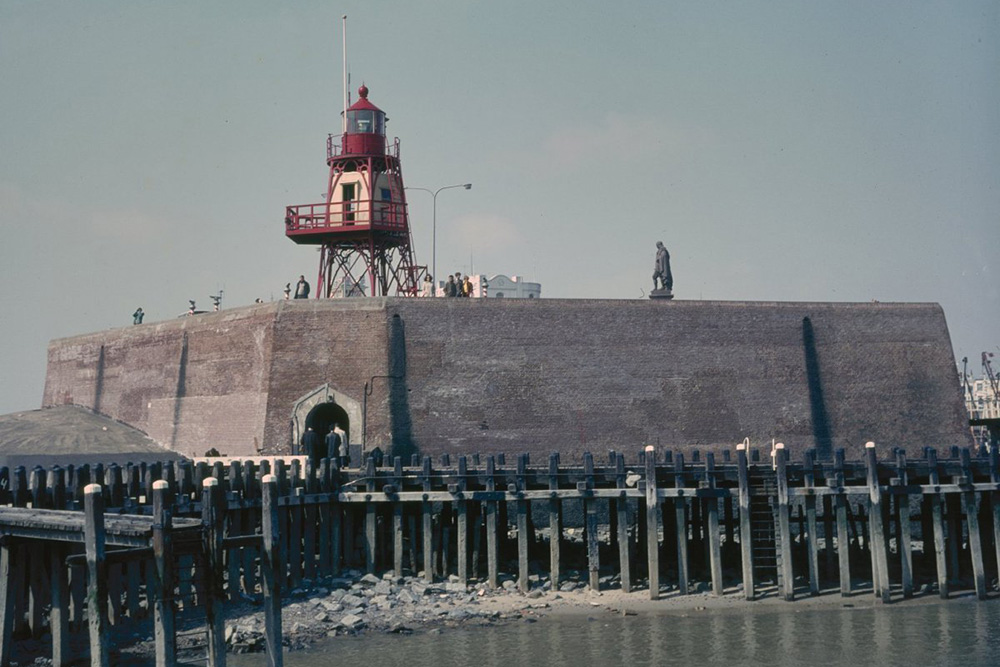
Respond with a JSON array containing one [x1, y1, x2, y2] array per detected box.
[[42, 298, 972, 460]]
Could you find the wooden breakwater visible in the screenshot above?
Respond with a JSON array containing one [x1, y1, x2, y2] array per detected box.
[[1, 443, 999, 666]]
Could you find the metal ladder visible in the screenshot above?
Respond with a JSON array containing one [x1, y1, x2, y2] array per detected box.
[[748, 468, 780, 587]]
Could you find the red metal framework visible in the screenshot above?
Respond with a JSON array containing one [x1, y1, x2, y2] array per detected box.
[[284, 85, 423, 298]]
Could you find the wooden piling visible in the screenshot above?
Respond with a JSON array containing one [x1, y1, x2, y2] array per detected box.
[[485, 456, 499, 588], [960, 449, 987, 600], [50, 544, 69, 667], [990, 447, 1000, 597], [364, 457, 377, 574], [615, 453, 632, 593], [151, 480, 175, 667], [705, 453, 724, 596], [583, 452, 600, 591], [260, 475, 283, 667], [775, 444, 795, 601], [803, 450, 820, 596], [393, 458, 405, 579], [456, 456, 469, 584], [927, 448, 949, 598], [894, 450, 914, 598], [645, 447, 660, 599], [289, 487, 304, 587], [548, 453, 562, 588], [864, 443, 891, 603], [0, 537, 15, 667], [329, 458, 342, 577], [202, 478, 227, 667], [83, 483, 110, 667], [421, 457, 434, 582], [516, 454, 530, 594], [833, 449, 851, 596], [736, 444, 754, 600], [674, 452, 689, 595], [303, 485, 318, 581]]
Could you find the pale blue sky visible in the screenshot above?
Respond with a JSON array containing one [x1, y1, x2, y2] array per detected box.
[[1, 1, 998, 414]]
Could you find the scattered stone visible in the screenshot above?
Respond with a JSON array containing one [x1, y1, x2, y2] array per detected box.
[[341, 594, 366, 608], [371, 595, 393, 608], [338, 614, 364, 629], [360, 573, 381, 585]]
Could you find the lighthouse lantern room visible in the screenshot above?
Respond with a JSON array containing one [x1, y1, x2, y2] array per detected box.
[[284, 84, 422, 297]]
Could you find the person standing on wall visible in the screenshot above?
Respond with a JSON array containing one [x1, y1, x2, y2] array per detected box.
[[301, 426, 323, 463], [294, 275, 311, 299], [325, 426, 342, 467]]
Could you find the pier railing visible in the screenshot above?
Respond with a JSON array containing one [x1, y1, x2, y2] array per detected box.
[[1, 444, 999, 665]]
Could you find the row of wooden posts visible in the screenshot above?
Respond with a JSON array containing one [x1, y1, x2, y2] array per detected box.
[[2, 443, 1000, 667]]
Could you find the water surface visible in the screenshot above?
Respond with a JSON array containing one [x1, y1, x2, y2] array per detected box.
[[231, 599, 1000, 667]]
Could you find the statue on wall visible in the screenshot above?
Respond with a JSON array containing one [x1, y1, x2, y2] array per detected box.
[[651, 241, 673, 299]]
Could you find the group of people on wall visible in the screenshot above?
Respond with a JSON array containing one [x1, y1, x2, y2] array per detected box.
[[420, 272, 480, 297]]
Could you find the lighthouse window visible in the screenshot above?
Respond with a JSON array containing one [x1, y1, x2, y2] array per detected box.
[[380, 188, 392, 201], [348, 109, 384, 134]]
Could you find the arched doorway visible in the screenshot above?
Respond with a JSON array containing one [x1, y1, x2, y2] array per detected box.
[[304, 401, 350, 444], [290, 383, 361, 455]]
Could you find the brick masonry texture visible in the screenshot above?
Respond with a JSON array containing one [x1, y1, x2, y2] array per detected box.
[[42, 298, 972, 460]]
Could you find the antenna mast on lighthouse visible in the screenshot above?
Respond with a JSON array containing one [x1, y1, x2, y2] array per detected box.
[[342, 15, 348, 134], [282, 19, 423, 298]]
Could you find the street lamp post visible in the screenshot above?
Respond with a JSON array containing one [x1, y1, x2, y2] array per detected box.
[[406, 183, 472, 295]]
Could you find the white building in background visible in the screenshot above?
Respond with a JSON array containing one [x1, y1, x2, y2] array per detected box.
[[482, 274, 541, 299], [966, 377, 1000, 421], [435, 274, 541, 298]]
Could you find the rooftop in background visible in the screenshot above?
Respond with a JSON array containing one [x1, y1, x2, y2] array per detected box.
[[0, 405, 185, 468]]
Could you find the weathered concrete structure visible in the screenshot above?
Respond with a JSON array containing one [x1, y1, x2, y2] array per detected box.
[[42, 298, 971, 459]]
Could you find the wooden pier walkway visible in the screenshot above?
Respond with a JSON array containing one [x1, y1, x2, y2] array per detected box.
[[1, 442, 999, 666]]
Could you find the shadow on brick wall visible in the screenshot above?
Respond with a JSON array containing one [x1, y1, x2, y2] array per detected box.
[[388, 313, 416, 460]]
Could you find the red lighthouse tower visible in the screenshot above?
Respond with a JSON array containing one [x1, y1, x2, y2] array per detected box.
[[284, 84, 421, 297]]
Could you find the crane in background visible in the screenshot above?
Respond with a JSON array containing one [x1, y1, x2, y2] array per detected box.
[[965, 351, 1000, 452]]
